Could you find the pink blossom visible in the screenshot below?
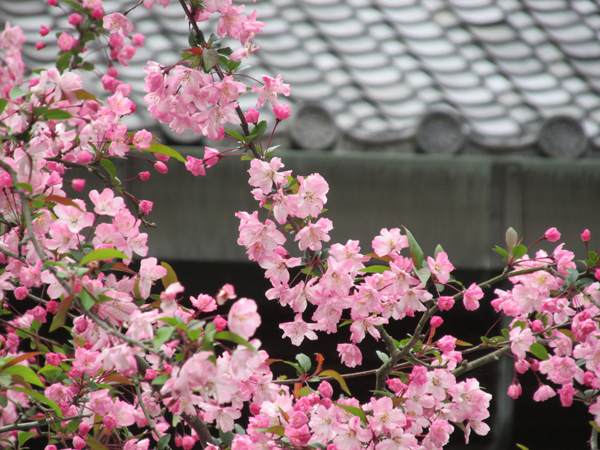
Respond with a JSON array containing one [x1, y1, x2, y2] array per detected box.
[[428, 251, 454, 284], [139, 200, 153, 215], [436, 296, 454, 311], [14, 286, 28, 300], [73, 436, 86, 450], [372, 228, 408, 257], [58, 33, 77, 51], [509, 326, 536, 360], [533, 384, 556, 402], [274, 104, 291, 121], [185, 156, 205, 176], [291, 174, 329, 219], [280, 314, 318, 346], [248, 157, 290, 194], [138, 257, 168, 299], [338, 343, 362, 367], [103, 13, 135, 36], [294, 218, 333, 251], [252, 74, 290, 108], [132, 130, 153, 150], [507, 381, 522, 399], [228, 298, 261, 340], [463, 283, 483, 311]]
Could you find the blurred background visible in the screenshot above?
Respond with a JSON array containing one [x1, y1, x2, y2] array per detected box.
[[3, 0, 600, 448]]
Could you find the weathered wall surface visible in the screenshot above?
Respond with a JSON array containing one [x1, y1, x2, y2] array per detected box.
[[112, 148, 600, 269]]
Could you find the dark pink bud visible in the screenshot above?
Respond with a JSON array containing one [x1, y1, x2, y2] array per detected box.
[[139, 171, 150, 181], [154, 152, 169, 162], [47, 0, 58, 5], [581, 229, 591, 242], [35, 42, 46, 50], [14, 286, 28, 300], [318, 380, 333, 398], [68, 13, 83, 25], [71, 179, 85, 191], [144, 369, 157, 380], [544, 227, 560, 242], [437, 296, 455, 311], [154, 161, 168, 174], [92, 8, 104, 19], [40, 25, 51, 36], [214, 315, 227, 332], [430, 316, 443, 328]]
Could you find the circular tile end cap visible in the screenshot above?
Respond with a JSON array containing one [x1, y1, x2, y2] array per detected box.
[[539, 116, 587, 158], [289, 103, 339, 150], [416, 110, 466, 154]]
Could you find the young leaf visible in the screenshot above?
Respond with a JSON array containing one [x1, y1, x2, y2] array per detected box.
[[335, 402, 366, 424], [358, 265, 390, 274], [505, 227, 518, 253], [0, 99, 8, 115], [42, 109, 73, 120], [157, 435, 171, 450], [404, 227, 424, 270], [376, 350, 389, 363], [214, 331, 258, 354], [142, 142, 186, 162], [319, 370, 351, 395], [49, 295, 73, 332], [296, 353, 311, 373], [528, 343, 549, 360], [79, 248, 128, 266], [252, 120, 267, 139], [511, 244, 528, 260], [18, 431, 37, 447], [492, 246, 509, 259], [1, 365, 44, 387], [160, 261, 178, 289]]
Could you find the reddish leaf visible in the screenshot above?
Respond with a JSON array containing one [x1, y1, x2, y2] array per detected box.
[[42, 195, 84, 212], [293, 383, 302, 399], [0, 352, 41, 370], [313, 353, 325, 376], [102, 374, 134, 385], [110, 262, 137, 275], [364, 252, 393, 263], [319, 369, 351, 395], [50, 295, 73, 332], [182, 47, 203, 56]]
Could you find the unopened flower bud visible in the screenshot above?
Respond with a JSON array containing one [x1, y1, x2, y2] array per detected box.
[[69, 13, 83, 25], [14, 286, 28, 300], [92, 8, 104, 19], [430, 316, 443, 328], [214, 315, 227, 332], [35, 42, 46, 50], [318, 380, 333, 398], [71, 179, 85, 191], [507, 382, 522, 399], [47, 0, 58, 5], [139, 200, 153, 215], [79, 422, 91, 435], [153, 161, 168, 174], [154, 152, 169, 162], [544, 227, 560, 242], [144, 369, 157, 380], [139, 171, 150, 181], [581, 229, 591, 242]]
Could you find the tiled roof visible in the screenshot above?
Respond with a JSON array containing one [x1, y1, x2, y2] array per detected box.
[[3, 0, 600, 155]]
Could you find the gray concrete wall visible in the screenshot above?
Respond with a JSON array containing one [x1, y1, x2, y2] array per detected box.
[[115, 148, 600, 269]]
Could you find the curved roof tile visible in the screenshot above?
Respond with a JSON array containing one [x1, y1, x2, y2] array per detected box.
[[3, 0, 600, 153]]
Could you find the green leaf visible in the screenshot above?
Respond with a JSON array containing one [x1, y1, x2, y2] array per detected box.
[[511, 244, 527, 260], [151, 374, 169, 386], [335, 402, 366, 424], [516, 444, 530, 450], [404, 227, 424, 270], [153, 326, 174, 352], [79, 289, 96, 311], [501, 328, 510, 339], [528, 342, 549, 360], [358, 265, 390, 274], [225, 129, 244, 141], [492, 246, 509, 259], [298, 386, 311, 397], [296, 353, 311, 373], [88, 437, 110, 450], [13, 182, 32, 193], [160, 261, 178, 289], [320, 370, 351, 395], [9, 86, 26, 101], [0, 99, 8, 115], [100, 158, 118, 180], [214, 331, 258, 354], [201, 321, 217, 352], [50, 295, 73, 332], [56, 52, 72, 73], [79, 248, 128, 266], [251, 120, 267, 139], [505, 227, 518, 253], [590, 421, 600, 434], [258, 425, 285, 436], [157, 435, 171, 450], [202, 48, 219, 71], [1, 365, 44, 387], [0, 395, 6, 408], [29, 390, 63, 418], [434, 244, 444, 258], [416, 267, 431, 286], [142, 142, 186, 162], [42, 109, 73, 120], [18, 431, 36, 447], [376, 350, 389, 363]]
